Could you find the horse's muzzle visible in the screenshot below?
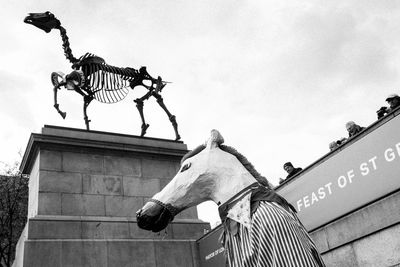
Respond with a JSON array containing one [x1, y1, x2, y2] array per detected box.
[[136, 201, 174, 232]]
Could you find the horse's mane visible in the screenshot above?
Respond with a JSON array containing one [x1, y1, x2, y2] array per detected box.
[[181, 144, 272, 189], [181, 144, 206, 164]]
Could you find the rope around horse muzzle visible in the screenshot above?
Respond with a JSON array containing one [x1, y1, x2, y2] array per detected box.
[[148, 198, 180, 219]]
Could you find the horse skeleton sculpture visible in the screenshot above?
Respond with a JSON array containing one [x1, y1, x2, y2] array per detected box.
[[24, 12, 180, 140], [137, 130, 325, 266]]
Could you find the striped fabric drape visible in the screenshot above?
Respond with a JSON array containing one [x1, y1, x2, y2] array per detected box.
[[224, 201, 325, 267]]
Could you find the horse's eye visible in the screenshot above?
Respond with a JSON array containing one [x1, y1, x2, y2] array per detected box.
[[180, 162, 191, 173]]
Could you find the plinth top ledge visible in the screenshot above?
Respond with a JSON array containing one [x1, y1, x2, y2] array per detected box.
[[41, 125, 186, 148], [20, 125, 188, 174]]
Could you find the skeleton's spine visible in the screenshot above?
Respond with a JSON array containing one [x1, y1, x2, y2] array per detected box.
[[58, 25, 78, 66]]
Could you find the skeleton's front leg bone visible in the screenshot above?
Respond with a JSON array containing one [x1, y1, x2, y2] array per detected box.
[[83, 95, 94, 130], [51, 72, 67, 119], [153, 92, 181, 141], [134, 91, 152, 137], [53, 85, 67, 119]]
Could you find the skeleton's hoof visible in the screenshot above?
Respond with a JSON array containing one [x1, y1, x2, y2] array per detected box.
[[60, 112, 67, 119], [175, 134, 181, 141], [140, 124, 150, 137]]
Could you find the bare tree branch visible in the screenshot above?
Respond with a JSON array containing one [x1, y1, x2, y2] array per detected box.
[[0, 170, 28, 267]]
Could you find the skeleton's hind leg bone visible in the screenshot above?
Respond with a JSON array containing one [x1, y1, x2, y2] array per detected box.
[[134, 91, 152, 137], [152, 92, 181, 141]]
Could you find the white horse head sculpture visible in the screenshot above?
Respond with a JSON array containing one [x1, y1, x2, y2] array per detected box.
[[137, 130, 325, 266], [136, 129, 270, 232]]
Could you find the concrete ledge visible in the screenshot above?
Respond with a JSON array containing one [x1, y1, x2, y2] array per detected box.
[[42, 125, 186, 150], [321, 223, 400, 267], [21, 125, 188, 174], [27, 216, 210, 240], [30, 215, 206, 223], [311, 189, 400, 253], [18, 239, 199, 267]]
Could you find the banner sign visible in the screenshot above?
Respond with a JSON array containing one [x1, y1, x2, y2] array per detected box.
[[277, 114, 400, 231], [197, 227, 225, 267]]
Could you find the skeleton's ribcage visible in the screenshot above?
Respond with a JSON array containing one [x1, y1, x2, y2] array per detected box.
[[81, 63, 139, 103]]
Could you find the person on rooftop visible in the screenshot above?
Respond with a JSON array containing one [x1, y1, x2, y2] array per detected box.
[[329, 141, 338, 151], [387, 94, 400, 110], [346, 121, 365, 138], [377, 94, 400, 119], [329, 137, 347, 151], [283, 162, 303, 179]]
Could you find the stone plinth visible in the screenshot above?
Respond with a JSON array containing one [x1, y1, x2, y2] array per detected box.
[[13, 125, 210, 267]]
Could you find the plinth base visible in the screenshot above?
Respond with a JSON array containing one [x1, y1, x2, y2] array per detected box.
[[13, 126, 210, 267], [14, 216, 208, 267]]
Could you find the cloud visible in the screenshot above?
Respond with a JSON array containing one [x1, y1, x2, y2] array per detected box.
[[274, 2, 399, 90], [0, 70, 37, 128], [1, 0, 400, 215]]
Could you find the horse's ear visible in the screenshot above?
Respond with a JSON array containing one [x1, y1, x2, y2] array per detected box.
[[206, 129, 224, 149]]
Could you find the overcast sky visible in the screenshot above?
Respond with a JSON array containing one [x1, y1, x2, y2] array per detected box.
[[1, 0, 400, 225]]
